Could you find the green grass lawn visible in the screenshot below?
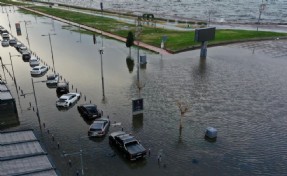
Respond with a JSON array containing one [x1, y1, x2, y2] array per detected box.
[[7, 3, 287, 52]]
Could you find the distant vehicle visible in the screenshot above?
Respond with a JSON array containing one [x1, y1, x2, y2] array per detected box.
[[88, 117, 110, 137], [46, 74, 59, 87], [109, 131, 147, 161], [30, 65, 48, 76], [9, 38, 17, 46], [22, 51, 31, 62], [56, 82, 69, 94], [14, 42, 23, 51], [0, 28, 8, 34], [56, 93, 80, 107], [1, 32, 9, 40], [77, 104, 103, 120], [29, 56, 40, 67], [19, 46, 28, 54], [1, 39, 9, 47]]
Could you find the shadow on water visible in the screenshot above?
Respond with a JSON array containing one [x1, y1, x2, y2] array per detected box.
[[126, 57, 134, 73], [132, 113, 143, 131]]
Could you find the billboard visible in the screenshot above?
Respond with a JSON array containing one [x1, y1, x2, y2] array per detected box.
[[15, 23, 21, 36], [132, 98, 143, 115], [194, 27, 216, 42]]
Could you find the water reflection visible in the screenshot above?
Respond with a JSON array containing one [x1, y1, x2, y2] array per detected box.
[[126, 57, 134, 73], [132, 113, 143, 131]]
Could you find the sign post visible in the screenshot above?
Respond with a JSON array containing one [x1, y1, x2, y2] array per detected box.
[[194, 27, 216, 59], [15, 23, 21, 36], [132, 98, 143, 116]]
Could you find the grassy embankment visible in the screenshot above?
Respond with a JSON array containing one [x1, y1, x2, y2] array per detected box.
[[6, 3, 287, 53]]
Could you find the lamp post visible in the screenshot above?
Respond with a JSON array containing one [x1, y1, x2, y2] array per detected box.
[[42, 33, 56, 73], [0, 57, 8, 83], [135, 18, 142, 85], [19, 20, 31, 49], [9, 53, 21, 92], [99, 3, 105, 100], [257, 1, 266, 31], [21, 78, 46, 131], [62, 136, 87, 175]]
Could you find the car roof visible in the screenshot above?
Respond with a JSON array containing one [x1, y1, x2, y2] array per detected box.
[[110, 131, 126, 138], [82, 104, 97, 108], [60, 94, 74, 98]]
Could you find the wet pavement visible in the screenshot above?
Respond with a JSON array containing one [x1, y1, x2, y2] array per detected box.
[[1, 6, 287, 176]]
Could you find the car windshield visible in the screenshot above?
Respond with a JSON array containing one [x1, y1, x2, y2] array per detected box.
[[125, 141, 138, 147], [90, 122, 104, 130], [47, 76, 56, 80], [59, 98, 67, 102], [86, 106, 98, 113], [32, 68, 40, 70]]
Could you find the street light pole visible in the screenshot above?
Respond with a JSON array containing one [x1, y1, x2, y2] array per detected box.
[[31, 78, 42, 130], [42, 33, 56, 73], [9, 52, 19, 92], [0, 57, 8, 83], [99, 5, 105, 99]]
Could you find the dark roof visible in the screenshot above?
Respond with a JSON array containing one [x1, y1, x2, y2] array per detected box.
[[0, 130, 59, 176]]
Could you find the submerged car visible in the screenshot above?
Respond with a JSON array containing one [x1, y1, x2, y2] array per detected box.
[[22, 51, 31, 62], [77, 104, 103, 120], [30, 65, 48, 76], [46, 74, 59, 87], [56, 82, 69, 94], [56, 93, 80, 107], [88, 117, 110, 137], [109, 131, 147, 161], [29, 56, 40, 67], [1, 39, 9, 47], [19, 46, 28, 54], [9, 38, 17, 46]]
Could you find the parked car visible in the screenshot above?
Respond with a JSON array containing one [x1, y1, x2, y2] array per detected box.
[[14, 42, 23, 51], [22, 51, 31, 62], [19, 46, 28, 54], [88, 117, 110, 137], [77, 104, 103, 120], [46, 74, 59, 87], [1, 32, 9, 40], [9, 38, 17, 46], [56, 93, 80, 107], [29, 56, 40, 67], [1, 39, 9, 47], [30, 65, 48, 76], [109, 131, 147, 161], [56, 82, 69, 94], [0, 28, 8, 34]]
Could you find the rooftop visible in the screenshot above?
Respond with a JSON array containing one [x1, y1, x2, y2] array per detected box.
[[0, 130, 59, 176]]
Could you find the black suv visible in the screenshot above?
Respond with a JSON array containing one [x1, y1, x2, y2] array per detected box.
[[109, 131, 147, 161], [56, 82, 69, 95]]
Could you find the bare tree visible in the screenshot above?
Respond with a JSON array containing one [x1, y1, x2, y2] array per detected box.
[[176, 100, 189, 129]]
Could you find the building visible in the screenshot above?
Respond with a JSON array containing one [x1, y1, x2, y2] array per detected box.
[[0, 129, 59, 175], [0, 79, 19, 130]]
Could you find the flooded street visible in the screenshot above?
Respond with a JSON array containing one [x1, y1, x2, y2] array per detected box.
[[1, 7, 287, 176]]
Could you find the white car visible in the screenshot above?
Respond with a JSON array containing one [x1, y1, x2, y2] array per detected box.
[[1, 32, 9, 39], [46, 74, 59, 86], [19, 46, 28, 54], [88, 117, 110, 137], [30, 65, 48, 75], [56, 93, 81, 107], [29, 56, 40, 67], [1, 39, 9, 47]]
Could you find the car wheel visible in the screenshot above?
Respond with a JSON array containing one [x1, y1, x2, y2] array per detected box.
[[68, 103, 71, 106]]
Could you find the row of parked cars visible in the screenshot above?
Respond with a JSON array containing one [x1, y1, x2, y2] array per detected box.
[[1, 26, 147, 161]]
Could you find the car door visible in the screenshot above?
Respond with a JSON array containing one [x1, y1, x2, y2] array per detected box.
[[69, 95, 76, 103]]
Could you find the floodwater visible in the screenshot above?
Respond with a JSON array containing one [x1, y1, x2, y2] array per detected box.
[[1, 7, 287, 176], [46, 0, 287, 23]]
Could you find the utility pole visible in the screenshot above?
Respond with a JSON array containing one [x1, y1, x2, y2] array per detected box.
[[42, 33, 56, 73], [0, 57, 8, 83], [19, 20, 31, 48], [99, 1, 105, 99]]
